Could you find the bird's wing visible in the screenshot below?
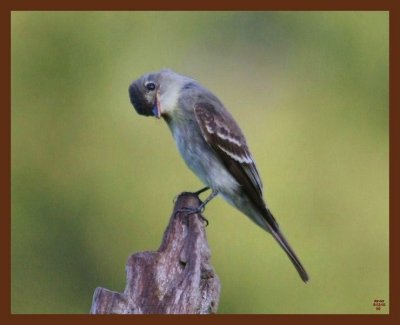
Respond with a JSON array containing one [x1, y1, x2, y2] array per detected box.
[[194, 102, 270, 218], [194, 103, 308, 282]]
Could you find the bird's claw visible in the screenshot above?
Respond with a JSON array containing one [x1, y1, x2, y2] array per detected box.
[[174, 207, 209, 226], [200, 215, 209, 227], [173, 187, 216, 227]]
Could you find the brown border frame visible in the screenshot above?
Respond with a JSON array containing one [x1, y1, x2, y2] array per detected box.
[[2, 0, 398, 323]]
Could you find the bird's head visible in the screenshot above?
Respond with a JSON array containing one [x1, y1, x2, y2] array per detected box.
[[129, 71, 162, 118], [129, 69, 194, 120]]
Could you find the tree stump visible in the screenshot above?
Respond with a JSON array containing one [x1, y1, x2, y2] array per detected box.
[[90, 192, 221, 314]]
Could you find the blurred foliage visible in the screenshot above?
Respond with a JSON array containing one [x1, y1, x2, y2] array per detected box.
[[11, 11, 388, 314]]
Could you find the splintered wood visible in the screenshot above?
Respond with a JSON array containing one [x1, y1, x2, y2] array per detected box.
[[90, 192, 220, 314]]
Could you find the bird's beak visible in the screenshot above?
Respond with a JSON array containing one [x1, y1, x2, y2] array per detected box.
[[152, 91, 162, 119]]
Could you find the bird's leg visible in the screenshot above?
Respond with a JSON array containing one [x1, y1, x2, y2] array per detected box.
[[172, 187, 210, 203], [175, 188, 219, 226], [197, 189, 219, 212], [193, 186, 211, 196]]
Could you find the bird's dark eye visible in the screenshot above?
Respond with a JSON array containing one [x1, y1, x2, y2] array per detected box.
[[145, 82, 156, 91]]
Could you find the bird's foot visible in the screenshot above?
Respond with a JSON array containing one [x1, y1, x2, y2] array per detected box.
[[174, 188, 219, 227], [175, 206, 209, 226]]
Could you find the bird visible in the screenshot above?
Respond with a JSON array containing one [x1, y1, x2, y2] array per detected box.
[[128, 69, 309, 282]]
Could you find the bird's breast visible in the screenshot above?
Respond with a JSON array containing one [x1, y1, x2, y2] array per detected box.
[[167, 119, 239, 195]]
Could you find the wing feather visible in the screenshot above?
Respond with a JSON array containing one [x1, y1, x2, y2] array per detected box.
[[194, 102, 268, 215], [194, 102, 306, 281]]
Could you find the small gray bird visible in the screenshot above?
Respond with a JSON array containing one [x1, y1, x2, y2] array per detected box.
[[129, 69, 309, 282]]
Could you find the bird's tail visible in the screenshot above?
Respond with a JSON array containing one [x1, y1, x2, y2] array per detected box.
[[255, 206, 309, 282], [269, 225, 309, 283], [222, 192, 309, 282]]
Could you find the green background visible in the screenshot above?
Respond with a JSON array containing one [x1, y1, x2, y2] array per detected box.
[[11, 11, 388, 314]]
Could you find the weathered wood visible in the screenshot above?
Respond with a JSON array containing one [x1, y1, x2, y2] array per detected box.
[[90, 192, 221, 314]]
